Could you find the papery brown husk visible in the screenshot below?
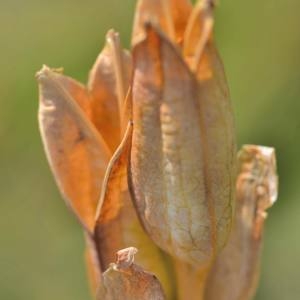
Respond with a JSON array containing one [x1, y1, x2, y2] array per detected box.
[[205, 145, 278, 300]]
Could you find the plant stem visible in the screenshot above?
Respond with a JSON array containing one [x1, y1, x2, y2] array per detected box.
[[174, 259, 211, 300]]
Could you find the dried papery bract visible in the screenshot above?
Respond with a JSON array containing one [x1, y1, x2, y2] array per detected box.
[[37, 29, 173, 298], [88, 29, 132, 148], [129, 1, 236, 298], [97, 248, 166, 300], [205, 145, 278, 300], [37, 66, 110, 233]]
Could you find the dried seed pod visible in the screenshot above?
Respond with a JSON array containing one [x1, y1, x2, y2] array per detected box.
[[129, 0, 236, 269], [37, 66, 110, 233]]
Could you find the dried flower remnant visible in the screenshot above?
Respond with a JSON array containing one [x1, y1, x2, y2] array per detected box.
[[205, 145, 278, 300], [116, 247, 138, 269], [96, 247, 166, 300], [37, 30, 172, 297]]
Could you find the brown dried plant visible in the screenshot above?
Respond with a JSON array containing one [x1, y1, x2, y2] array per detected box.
[[36, 0, 278, 299]]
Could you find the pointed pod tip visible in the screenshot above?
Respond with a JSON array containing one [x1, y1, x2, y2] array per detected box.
[[132, 18, 162, 47], [35, 65, 64, 82], [142, 21, 180, 48], [192, 0, 216, 22], [132, 20, 162, 47], [203, 0, 217, 10], [143, 21, 158, 38], [144, 19, 153, 30], [106, 29, 120, 42], [35, 64, 50, 81]]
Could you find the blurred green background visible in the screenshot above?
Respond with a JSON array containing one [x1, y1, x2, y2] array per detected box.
[[0, 0, 299, 299]]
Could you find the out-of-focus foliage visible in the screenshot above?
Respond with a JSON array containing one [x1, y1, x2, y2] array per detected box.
[[0, 0, 299, 299]]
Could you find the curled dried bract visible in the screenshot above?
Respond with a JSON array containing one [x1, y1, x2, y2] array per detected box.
[[205, 145, 278, 300]]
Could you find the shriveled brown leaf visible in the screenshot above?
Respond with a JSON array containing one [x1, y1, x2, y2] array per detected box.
[[88, 30, 132, 152], [37, 66, 110, 232], [96, 248, 166, 300], [205, 145, 278, 300]]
